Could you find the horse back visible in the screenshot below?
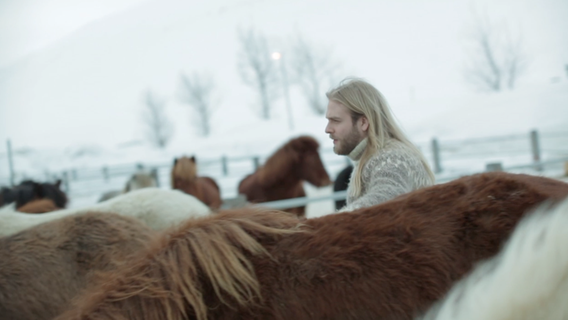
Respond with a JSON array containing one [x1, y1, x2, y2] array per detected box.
[[16, 198, 60, 214], [0, 212, 153, 320]]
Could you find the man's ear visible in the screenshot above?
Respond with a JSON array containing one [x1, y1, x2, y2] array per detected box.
[[359, 116, 369, 132]]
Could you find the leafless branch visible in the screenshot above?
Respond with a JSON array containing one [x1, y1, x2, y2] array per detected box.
[[179, 72, 217, 137], [289, 36, 342, 114], [237, 27, 278, 119], [141, 90, 173, 149]]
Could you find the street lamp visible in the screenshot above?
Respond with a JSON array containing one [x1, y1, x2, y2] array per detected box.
[[272, 51, 294, 131]]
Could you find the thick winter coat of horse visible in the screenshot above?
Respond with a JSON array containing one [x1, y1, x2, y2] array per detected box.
[[418, 196, 568, 320], [54, 172, 568, 320], [0, 188, 210, 236], [238, 135, 332, 218], [0, 212, 154, 320]]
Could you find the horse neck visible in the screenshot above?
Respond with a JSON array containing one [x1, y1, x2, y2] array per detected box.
[[258, 161, 301, 188]]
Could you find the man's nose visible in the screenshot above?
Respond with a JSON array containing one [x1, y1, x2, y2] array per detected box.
[[325, 123, 332, 134]]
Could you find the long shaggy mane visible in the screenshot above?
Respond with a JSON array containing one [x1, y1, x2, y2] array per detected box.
[[57, 209, 304, 320]]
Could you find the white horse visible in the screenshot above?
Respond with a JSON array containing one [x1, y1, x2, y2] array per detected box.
[[98, 169, 159, 202], [417, 197, 568, 320], [0, 188, 211, 236]]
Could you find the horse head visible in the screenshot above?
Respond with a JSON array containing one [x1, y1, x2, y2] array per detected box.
[[291, 136, 332, 187], [124, 171, 158, 192], [171, 156, 198, 188], [40, 180, 68, 208]]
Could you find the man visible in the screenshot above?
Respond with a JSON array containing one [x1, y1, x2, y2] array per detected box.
[[325, 78, 435, 212]]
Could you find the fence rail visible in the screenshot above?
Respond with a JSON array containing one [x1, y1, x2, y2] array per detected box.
[[2, 129, 568, 208]]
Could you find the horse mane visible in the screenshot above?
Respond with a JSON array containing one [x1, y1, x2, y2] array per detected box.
[[171, 156, 197, 188], [59, 209, 303, 320], [257, 136, 320, 186], [40, 180, 68, 208]]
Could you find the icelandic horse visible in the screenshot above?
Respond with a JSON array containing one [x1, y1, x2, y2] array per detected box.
[[55, 172, 568, 320], [417, 197, 568, 320], [0, 188, 210, 237], [171, 156, 222, 209], [238, 135, 332, 218], [0, 212, 154, 320]]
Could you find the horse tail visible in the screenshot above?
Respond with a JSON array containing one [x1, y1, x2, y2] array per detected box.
[[59, 209, 303, 320]]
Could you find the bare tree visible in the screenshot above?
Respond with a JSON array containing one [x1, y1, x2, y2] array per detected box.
[[179, 72, 217, 137], [290, 36, 342, 115], [463, 10, 528, 92], [141, 89, 173, 149], [237, 27, 278, 119]]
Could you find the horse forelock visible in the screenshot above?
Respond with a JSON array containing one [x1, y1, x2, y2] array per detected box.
[[42, 183, 68, 208], [60, 209, 303, 320]]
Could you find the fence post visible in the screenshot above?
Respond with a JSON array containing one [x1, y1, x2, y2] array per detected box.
[[253, 156, 260, 170], [431, 137, 442, 173], [62, 171, 70, 193], [221, 156, 228, 176], [151, 167, 160, 187], [102, 166, 109, 182], [530, 129, 542, 171], [6, 139, 15, 186]]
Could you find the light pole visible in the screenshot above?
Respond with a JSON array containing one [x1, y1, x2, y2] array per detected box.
[[271, 51, 294, 131]]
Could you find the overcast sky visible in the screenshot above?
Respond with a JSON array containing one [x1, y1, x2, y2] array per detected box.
[[0, 0, 567, 151], [0, 0, 150, 67], [1, 0, 567, 68]]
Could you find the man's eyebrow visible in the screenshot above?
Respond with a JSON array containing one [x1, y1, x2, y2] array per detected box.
[[326, 116, 341, 120]]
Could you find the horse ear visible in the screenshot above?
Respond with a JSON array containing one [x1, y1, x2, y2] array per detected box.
[[173, 157, 178, 166], [33, 182, 45, 198], [190, 156, 196, 163], [55, 179, 62, 188]]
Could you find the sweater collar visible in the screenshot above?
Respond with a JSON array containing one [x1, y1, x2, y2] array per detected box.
[[348, 138, 368, 161]]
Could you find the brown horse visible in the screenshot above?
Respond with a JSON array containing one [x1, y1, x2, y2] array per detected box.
[[0, 212, 154, 320], [54, 172, 568, 320], [171, 156, 222, 209], [238, 135, 332, 218], [16, 198, 61, 213]]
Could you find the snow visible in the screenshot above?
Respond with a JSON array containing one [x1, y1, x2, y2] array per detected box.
[[1, 0, 567, 217]]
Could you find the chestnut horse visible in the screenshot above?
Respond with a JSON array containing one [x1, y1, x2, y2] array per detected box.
[[0, 212, 154, 320], [418, 197, 568, 320], [171, 156, 222, 209], [238, 135, 332, 218], [55, 172, 568, 320], [16, 198, 61, 213]]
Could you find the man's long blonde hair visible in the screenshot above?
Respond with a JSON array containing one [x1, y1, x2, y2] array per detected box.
[[326, 78, 435, 197]]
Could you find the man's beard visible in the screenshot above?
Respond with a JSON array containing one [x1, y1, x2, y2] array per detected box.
[[334, 128, 364, 155]]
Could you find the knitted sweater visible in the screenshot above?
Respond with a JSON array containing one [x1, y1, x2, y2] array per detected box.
[[339, 138, 434, 212]]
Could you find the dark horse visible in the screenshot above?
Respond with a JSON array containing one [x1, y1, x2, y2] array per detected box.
[[238, 135, 332, 218], [0, 212, 154, 320], [171, 156, 222, 209], [0, 179, 68, 210], [333, 164, 353, 210], [55, 172, 568, 320]]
